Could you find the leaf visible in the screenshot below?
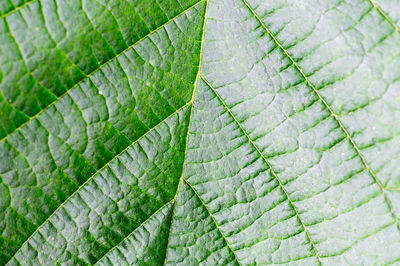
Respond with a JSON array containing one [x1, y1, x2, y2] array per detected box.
[[1, 0, 400, 264]]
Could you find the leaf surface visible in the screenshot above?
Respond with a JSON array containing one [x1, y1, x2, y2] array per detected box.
[[1, 0, 400, 265]]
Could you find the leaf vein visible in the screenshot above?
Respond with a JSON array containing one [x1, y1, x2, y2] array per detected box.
[[368, 0, 400, 32], [94, 199, 175, 265], [201, 75, 322, 264], [0, 0, 204, 144], [183, 178, 242, 265], [5, 101, 192, 264], [240, 0, 400, 235]]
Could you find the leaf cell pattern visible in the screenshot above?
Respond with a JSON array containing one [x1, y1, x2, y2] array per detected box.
[[1, 0, 400, 265]]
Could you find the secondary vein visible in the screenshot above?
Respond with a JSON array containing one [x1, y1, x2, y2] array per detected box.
[[240, 0, 400, 233], [94, 199, 175, 265], [5, 101, 192, 265], [183, 178, 242, 265], [0, 0, 205, 144], [368, 0, 400, 32], [201, 76, 322, 264]]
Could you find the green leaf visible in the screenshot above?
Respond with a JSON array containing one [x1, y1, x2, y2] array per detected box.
[[1, 0, 400, 264]]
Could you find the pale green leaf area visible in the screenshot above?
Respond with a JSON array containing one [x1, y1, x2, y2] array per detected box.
[[1, 0, 400, 265]]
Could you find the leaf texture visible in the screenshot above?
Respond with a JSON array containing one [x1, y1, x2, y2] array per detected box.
[[1, 0, 400, 265]]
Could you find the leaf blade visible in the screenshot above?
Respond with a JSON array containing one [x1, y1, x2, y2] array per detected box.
[[7, 104, 191, 265], [0, 2, 205, 262]]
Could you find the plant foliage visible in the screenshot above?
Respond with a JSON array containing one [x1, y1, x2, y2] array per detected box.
[[1, 0, 400, 264]]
